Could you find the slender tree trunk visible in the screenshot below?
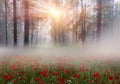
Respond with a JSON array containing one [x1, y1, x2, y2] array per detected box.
[[0, 3, 3, 44], [81, 0, 86, 44], [13, 0, 17, 46], [97, 0, 102, 40], [36, 19, 39, 45], [24, 0, 30, 46], [5, 0, 7, 45], [31, 28, 34, 45]]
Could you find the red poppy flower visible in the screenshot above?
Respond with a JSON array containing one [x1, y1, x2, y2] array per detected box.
[[13, 79, 17, 84], [35, 77, 40, 81], [40, 69, 49, 77], [34, 67, 39, 71], [41, 80, 45, 84], [74, 73, 80, 78], [52, 71, 59, 76], [93, 72, 101, 78], [11, 64, 17, 70], [65, 69, 70, 75], [109, 76, 113, 80], [59, 78, 66, 84], [3, 74, 14, 81], [80, 65, 85, 72], [115, 76, 119, 80]]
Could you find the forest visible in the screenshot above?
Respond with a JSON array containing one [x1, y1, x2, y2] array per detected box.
[[0, 0, 119, 47], [0, 0, 120, 84]]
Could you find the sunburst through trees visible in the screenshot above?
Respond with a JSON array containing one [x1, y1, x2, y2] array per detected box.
[[0, 0, 119, 46]]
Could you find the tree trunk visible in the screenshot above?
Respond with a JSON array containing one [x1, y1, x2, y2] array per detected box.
[[5, 0, 8, 45], [81, 0, 86, 44], [24, 0, 30, 46], [13, 0, 17, 46], [97, 0, 102, 40]]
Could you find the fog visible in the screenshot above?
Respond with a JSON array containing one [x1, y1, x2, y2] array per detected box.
[[1, 24, 120, 62], [0, 14, 120, 64]]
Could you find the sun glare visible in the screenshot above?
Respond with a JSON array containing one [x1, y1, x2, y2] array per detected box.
[[49, 7, 62, 20]]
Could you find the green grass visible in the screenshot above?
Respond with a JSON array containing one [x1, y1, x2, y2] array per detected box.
[[0, 56, 120, 84]]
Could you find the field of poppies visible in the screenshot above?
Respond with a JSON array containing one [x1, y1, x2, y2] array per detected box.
[[0, 55, 120, 84]]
